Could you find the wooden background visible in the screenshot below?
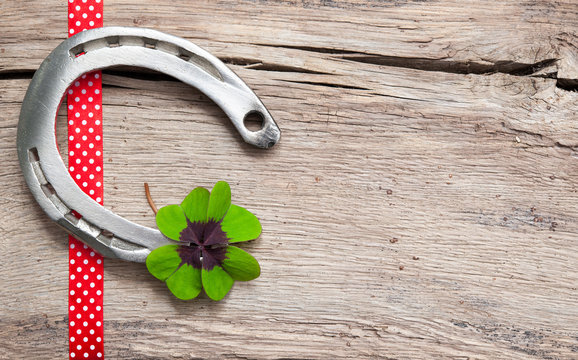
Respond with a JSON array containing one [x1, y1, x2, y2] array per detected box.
[[1, 1, 577, 359]]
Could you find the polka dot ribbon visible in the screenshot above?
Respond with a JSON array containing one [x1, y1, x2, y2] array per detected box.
[[67, 1, 104, 359]]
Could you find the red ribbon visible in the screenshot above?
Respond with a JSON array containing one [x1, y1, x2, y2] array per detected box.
[[67, 1, 104, 359]]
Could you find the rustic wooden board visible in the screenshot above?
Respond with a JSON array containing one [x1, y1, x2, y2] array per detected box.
[[0, 1, 577, 359]]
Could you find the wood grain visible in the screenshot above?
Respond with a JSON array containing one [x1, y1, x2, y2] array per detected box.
[[0, 1, 577, 359]]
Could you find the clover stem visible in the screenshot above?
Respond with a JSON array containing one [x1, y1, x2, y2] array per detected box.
[[144, 182, 158, 215]]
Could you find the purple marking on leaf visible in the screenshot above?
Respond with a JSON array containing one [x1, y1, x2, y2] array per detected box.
[[179, 220, 204, 245], [177, 246, 202, 269], [201, 246, 228, 271], [176, 219, 230, 270], [203, 220, 228, 246]]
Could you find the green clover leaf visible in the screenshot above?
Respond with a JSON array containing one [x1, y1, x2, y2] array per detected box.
[[146, 181, 261, 301]]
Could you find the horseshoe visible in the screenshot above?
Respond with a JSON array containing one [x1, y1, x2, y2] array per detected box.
[[17, 27, 281, 263]]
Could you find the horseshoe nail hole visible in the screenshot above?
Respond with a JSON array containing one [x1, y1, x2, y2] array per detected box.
[[144, 41, 157, 49], [64, 211, 80, 226], [97, 230, 115, 246], [244, 111, 264, 132], [69, 45, 86, 58], [41, 182, 56, 197], [106, 36, 120, 48], [178, 52, 191, 61], [28, 147, 40, 162]]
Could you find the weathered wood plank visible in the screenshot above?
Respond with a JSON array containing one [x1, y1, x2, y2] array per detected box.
[[0, 0, 577, 359]]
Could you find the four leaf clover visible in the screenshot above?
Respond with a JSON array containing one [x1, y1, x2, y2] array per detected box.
[[146, 181, 261, 301]]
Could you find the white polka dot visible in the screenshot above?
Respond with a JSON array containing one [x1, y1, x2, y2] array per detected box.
[[96, 306, 101, 311], [75, 128, 80, 133], [96, 290, 102, 296], [83, 290, 88, 296], [89, 143, 94, 149], [70, 321, 75, 327], [75, 97, 80, 102], [69, 135, 75, 141], [89, 189, 95, 195], [75, 5, 80, 10], [68, 104, 74, 109], [74, 81, 80, 87], [90, 267, 95, 272], [83, 321, 88, 327], [75, 143, 81, 148], [97, 274, 102, 280], [95, 120, 101, 125], [76, 298, 82, 304], [88, 112, 94, 118], [76, 313, 81, 319], [90, 251, 95, 257], [77, 344, 82, 350], [90, 282, 95, 288], [96, 197, 102, 203], [82, 166, 88, 171], [69, 120, 74, 125], [83, 275, 89, 280], [76, 282, 82, 288], [89, 5, 94, 10], [77, 251, 81, 257], [70, 274, 75, 280], [82, 151, 88, 156], [69, 151, 75, 156], [71, 352, 76, 358], [89, 159, 95, 164], [84, 259, 88, 265], [89, 21, 95, 26], [76, 159, 81, 164], [77, 266, 82, 272], [88, 81, 93, 86], [88, 97, 93, 102], [96, 260, 102, 265], [83, 306, 88, 311], [95, 89, 100, 94], [75, 112, 80, 118], [96, 181, 101, 187], [82, 182, 88, 188], [97, 353, 102, 358], [94, 73, 100, 78], [70, 337, 75, 342], [70, 305, 75, 311], [82, 13, 87, 19], [84, 353, 89, 358], [70, 243, 76, 249], [82, 104, 87, 110], [90, 345, 95, 350], [89, 313, 95, 319], [96, 336, 102, 341], [89, 298, 95, 304], [95, 135, 101, 141], [77, 329, 82, 335], [82, 75, 86, 79], [81, 89, 86, 95], [89, 329, 95, 335], [70, 29, 75, 34], [89, 174, 95, 180], [69, 13, 74, 18], [70, 259, 75, 264], [95, 104, 100, 110], [88, 128, 94, 133], [76, 20, 81, 26], [70, 290, 75, 296], [75, 174, 81, 180], [82, 120, 87, 125]]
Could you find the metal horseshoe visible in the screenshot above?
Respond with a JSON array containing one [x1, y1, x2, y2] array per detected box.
[[17, 27, 281, 263]]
